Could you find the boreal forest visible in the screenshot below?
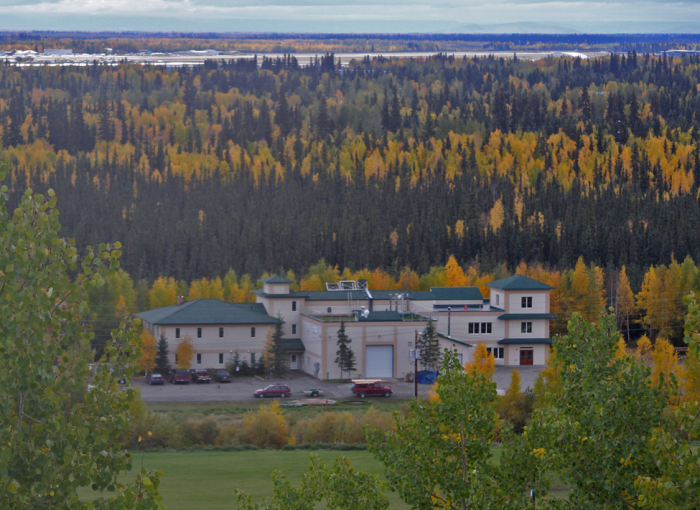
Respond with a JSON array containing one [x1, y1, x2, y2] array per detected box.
[[3, 51, 700, 345]]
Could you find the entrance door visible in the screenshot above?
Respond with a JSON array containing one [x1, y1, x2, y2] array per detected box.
[[290, 354, 298, 370], [520, 349, 533, 366]]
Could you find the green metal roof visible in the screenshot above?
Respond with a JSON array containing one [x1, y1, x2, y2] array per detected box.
[[259, 275, 294, 284], [302, 290, 369, 301], [487, 274, 554, 291], [430, 287, 483, 301], [437, 333, 473, 347], [497, 338, 553, 345], [281, 338, 305, 351], [135, 299, 279, 326], [253, 290, 309, 299], [497, 313, 558, 320]]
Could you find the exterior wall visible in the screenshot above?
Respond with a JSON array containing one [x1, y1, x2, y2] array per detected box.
[[435, 312, 504, 347], [490, 291, 506, 310], [263, 283, 290, 294], [506, 319, 547, 339], [506, 290, 549, 314], [300, 318, 324, 378], [265, 298, 303, 337], [437, 339, 474, 366], [304, 320, 427, 380], [302, 300, 360, 316], [506, 344, 547, 366], [150, 323, 274, 369]]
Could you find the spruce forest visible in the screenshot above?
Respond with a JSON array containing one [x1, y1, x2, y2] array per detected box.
[[3, 51, 700, 345]]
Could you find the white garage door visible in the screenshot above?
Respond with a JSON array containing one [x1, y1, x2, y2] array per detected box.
[[365, 346, 394, 378]]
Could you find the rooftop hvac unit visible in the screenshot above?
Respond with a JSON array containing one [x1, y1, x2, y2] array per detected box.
[[326, 283, 340, 290], [339, 280, 357, 290], [357, 279, 368, 290]]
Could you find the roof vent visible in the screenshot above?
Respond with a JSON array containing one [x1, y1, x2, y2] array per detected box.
[[177, 294, 185, 305]]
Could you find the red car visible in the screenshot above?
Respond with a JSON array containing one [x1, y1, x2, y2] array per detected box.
[[169, 369, 190, 384], [191, 369, 211, 383], [254, 384, 291, 398], [351, 380, 392, 398]]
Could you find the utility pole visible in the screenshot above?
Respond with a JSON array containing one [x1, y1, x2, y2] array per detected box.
[[414, 330, 419, 399]]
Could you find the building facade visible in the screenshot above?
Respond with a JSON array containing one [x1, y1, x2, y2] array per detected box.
[[136, 274, 556, 378]]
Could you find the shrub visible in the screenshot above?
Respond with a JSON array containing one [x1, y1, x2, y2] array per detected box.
[[240, 401, 290, 449]]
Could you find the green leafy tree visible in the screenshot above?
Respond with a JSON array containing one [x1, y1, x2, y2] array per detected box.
[[335, 321, 356, 380], [155, 334, 171, 374], [535, 309, 669, 508], [0, 172, 163, 508], [236, 454, 389, 510], [418, 319, 440, 370], [634, 292, 700, 509]]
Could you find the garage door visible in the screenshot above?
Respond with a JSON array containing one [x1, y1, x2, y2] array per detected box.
[[365, 346, 394, 378]]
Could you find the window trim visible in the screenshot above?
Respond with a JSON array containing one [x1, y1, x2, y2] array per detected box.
[[219, 327, 224, 338], [521, 321, 533, 334], [219, 353, 224, 364], [197, 327, 202, 338], [175, 327, 181, 339], [196, 353, 202, 365], [521, 296, 533, 309], [251, 327, 256, 338], [292, 324, 297, 335], [292, 301, 297, 312]]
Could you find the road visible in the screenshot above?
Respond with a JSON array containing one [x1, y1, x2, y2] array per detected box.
[[135, 366, 542, 402]]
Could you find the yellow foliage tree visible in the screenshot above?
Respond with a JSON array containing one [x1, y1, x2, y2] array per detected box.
[[616, 266, 637, 341], [683, 347, 700, 403], [488, 198, 504, 231], [637, 265, 666, 337], [651, 338, 684, 406], [149, 276, 178, 308], [445, 255, 468, 287], [533, 349, 562, 408], [465, 343, 496, 378], [398, 266, 420, 291], [636, 334, 653, 361], [300, 274, 324, 291], [176, 336, 195, 369], [614, 337, 629, 359], [137, 329, 157, 374], [114, 294, 128, 319]]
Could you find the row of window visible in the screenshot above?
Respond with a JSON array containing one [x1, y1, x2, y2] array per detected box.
[[174, 324, 298, 339], [487, 347, 505, 359], [493, 295, 534, 308], [175, 352, 259, 365], [468, 322, 534, 334]]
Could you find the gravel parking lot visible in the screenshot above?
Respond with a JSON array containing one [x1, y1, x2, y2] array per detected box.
[[135, 366, 542, 402]]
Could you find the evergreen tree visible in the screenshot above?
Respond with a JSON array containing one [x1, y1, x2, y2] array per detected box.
[[418, 319, 440, 371], [335, 321, 356, 380], [155, 334, 171, 374], [268, 314, 287, 377]]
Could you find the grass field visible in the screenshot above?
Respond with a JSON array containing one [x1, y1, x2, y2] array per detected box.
[[81, 447, 570, 508], [82, 450, 410, 509]]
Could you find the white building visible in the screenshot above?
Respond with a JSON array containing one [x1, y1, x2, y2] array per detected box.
[[136, 274, 556, 378]]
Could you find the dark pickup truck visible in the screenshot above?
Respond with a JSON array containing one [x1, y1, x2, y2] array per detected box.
[[350, 379, 393, 398]]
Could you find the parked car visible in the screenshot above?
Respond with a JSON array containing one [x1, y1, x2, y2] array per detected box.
[[191, 369, 211, 383], [169, 369, 190, 384], [350, 379, 392, 398], [254, 384, 291, 398], [146, 373, 164, 385], [215, 370, 231, 383]]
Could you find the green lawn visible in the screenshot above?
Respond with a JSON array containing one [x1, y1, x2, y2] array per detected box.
[[82, 450, 409, 509], [82, 448, 568, 508]]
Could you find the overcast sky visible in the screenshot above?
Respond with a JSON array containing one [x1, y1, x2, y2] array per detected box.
[[0, 0, 698, 33]]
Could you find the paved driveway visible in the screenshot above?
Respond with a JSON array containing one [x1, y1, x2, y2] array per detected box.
[[136, 365, 544, 402]]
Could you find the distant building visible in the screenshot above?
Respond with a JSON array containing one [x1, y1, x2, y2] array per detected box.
[[43, 49, 73, 56], [136, 274, 556, 377]]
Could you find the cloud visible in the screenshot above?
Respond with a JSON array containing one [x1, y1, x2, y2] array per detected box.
[[0, 0, 698, 29]]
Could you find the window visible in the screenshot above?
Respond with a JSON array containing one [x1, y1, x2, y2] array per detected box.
[[196, 353, 202, 365], [469, 322, 491, 334], [292, 324, 297, 335], [197, 327, 202, 338], [251, 327, 256, 338], [175, 327, 181, 339], [292, 301, 297, 312], [175, 354, 178, 363], [487, 347, 505, 359], [521, 321, 533, 333], [219, 327, 224, 338], [327, 307, 332, 313], [522, 296, 533, 308], [495, 294, 500, 306], [251, 353, 256, 365], [219, 353, 224, 364]]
